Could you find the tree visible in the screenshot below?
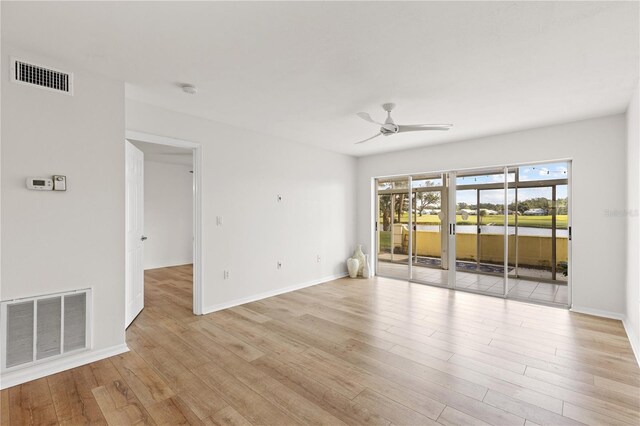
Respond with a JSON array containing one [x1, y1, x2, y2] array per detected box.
[[457, 202, 470, 211], [416, 191, 440, 216], [394, 194, 409, 222], [508, 197, 551, 214], [379, 195, 391, 231], [556, 197, 568, 215]]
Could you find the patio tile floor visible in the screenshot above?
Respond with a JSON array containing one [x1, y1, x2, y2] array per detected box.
[[376, 261, 568, 306]]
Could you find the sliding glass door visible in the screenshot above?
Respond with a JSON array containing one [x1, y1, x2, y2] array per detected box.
[[506, 163, 570, 304], [376, 178, 410, 280], [374, 161, 571, 308], [410, 175, 448, 287], [453, 169, 508, 296]]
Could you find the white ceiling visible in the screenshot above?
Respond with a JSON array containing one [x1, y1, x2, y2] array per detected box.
[[129, 140, 193, 166], [3, 2, 638, 157]]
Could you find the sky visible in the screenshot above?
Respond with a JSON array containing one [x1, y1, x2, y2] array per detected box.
[[380, 162, 570, 205], [456, 162, 568, 205]]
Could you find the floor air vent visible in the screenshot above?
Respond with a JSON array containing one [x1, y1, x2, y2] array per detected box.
[[11, 58, 73, 95], [1, 289, 90, 371]]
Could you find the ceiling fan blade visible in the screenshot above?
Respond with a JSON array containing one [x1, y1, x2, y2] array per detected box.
[[357, 112, 397, 132], [397, 124, 452, 133], [356, 112, 382, 125], [354, 133, 382, 144]]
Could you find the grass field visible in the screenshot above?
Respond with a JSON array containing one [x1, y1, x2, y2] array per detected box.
[[380, 232, 391, 250], [380, 214, 567, 229]]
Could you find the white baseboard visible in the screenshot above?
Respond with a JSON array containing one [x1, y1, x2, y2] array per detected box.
[[0, 343, 129, 390], [203, 272, 348, 315], [623, 318, 640, 367], [569, 305, 626, 321]]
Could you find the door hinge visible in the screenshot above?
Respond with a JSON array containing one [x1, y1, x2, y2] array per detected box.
[[569, 226, 572, 241]]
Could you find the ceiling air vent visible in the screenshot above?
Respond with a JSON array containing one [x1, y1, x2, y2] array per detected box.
[[11, 58, 73, 95]]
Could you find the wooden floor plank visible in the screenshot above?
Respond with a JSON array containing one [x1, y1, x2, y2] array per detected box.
[[1, 388, 11, 425], [483, 390, 582, 425], [204, 405, 253, 426], [562, 401, 634, 426], [47, 369, 107, 425], [91, 384, 154, 425], [128, 345, 229, 421], [8, 378, 58, 426], [352, 388, 440, 425], [250, 354, 391, 425], [110, 350, 175, 406], [90, 369, 155, 425], [437, 405, 492, 426], [145, 396, 203, 425], [193, 361, 300, 425], [3, 265, 639, 426]]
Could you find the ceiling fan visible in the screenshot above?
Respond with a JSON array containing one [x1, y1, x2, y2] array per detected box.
[[355, 103, 452, 144]]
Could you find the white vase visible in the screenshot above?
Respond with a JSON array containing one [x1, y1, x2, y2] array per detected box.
[[353, 245, 366, 276], [363, 254, 372, 278], [347, 258, 359, 278]]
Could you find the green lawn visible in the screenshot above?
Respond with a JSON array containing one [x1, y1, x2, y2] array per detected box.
[[380, 214, 567, 229], [379, 232, 391, 251]]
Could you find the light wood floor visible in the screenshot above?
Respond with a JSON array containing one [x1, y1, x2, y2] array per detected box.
[[2, 265, 639, 425]]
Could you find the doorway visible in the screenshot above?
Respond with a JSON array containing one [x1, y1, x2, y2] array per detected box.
[[124, 131, 203, 328]]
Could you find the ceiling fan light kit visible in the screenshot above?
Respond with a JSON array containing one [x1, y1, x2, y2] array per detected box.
[[355, 103, 452, 144]]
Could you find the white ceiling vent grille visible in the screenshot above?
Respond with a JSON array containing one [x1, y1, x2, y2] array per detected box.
[[1, 289, 90, 372], [11, 58, 73, 95]]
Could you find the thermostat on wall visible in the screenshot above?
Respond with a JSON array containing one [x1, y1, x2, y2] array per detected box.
[[26, 176, 66, 191], [27, 177, 53, 190], [27, 175, 67, 191]]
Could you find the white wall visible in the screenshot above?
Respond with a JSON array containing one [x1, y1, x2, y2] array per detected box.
[[143, 160, 193, 270], [126, 100, 357, 313], [626, 83, 640, 359], [357, 114, 628, 316], [1, 47, 127, 387]]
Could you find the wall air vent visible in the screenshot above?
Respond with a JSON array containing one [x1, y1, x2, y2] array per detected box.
[[1, 289, 90, 372], [11, 58, 73, 95]]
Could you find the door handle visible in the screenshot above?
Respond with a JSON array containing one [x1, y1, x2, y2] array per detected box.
[[141, 235, 148, 241]]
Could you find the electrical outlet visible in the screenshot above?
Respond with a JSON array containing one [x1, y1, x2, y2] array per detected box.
[[277, 194, 282, 202], [216, 216, 223, 226], [277, 261, 282, 270], [223, 270, 230, 279], [317, 255, 321, 263]]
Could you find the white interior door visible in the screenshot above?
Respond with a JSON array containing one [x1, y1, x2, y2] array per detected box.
[[125, 141, 145, 328]]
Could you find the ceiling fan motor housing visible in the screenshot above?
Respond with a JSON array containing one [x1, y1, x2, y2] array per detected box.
[[381, 125, 398, 135]]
